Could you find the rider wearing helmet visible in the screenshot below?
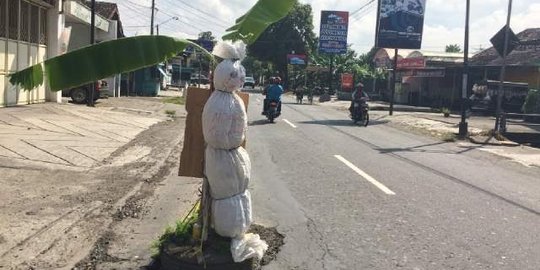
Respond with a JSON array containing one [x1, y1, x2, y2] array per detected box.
[[262, 77, 283, 115]]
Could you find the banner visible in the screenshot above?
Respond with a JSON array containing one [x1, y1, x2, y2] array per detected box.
[[397, 57, 425, 69], [287, 54, 307, 65], [376, 0, 426, 49], [319, 11, 349, 54], [341, 73, 354, 89]]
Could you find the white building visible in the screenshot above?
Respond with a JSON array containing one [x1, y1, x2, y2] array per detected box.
[[1, 0, 123, 107]]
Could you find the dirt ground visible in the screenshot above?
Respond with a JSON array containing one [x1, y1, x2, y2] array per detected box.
[[0, 99, 187, 269]]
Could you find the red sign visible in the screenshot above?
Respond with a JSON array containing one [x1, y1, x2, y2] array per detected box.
[[397, 58, 425, 69], [341, 73, 354, 89]]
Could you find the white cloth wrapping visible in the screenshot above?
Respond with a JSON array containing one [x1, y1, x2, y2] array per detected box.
[[231, 233, 268, 263], [202, 90, 247, 150], [212, 190, 252, 238], [205, 146, 251, 200]]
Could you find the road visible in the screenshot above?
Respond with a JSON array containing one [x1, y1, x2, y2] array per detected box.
[[246, 95, 540, 270]]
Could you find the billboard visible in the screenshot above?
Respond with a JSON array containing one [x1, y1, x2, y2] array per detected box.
[[319, 11, 349, 54], [376, 0, 427, 49], [287, 54, 307, 65], [341, 73, 354, 89]]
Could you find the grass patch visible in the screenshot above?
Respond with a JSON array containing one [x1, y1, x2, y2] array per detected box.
[[163, 96, 185, 105], [441, 132, 457, 142], [151, 201, 200, 257], [165, 110, 176, 118]]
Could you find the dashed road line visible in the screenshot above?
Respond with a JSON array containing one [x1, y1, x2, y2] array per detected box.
[[334, 155, 396, 195], [283, 119, 297, 128]]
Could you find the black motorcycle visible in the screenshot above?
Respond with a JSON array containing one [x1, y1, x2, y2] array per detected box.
[[266, 100, 280, 123], [351, 98, 369, 126], [296, 92, 304, 104]]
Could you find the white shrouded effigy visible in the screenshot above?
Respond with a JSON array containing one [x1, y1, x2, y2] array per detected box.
[[202, 41, 268, 262]]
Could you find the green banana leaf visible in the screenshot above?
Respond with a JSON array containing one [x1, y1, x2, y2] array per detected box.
[[222, 0, 295, 44], [9, 0, 294, 91], [10, 35, 209, 91]]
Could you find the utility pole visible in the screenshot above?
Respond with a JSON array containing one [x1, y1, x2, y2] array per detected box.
[[328, 55, 334, 94], [87, 0, 96, 107], [458, 0, 471, 137], [494, 0, 513, 133], [150, 0, 155, 35], [156, 25, 159, 35], [389, 48, 398, 116]]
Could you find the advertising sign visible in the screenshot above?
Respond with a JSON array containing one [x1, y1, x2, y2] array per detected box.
[[397, 58, 425, 69], [341, 73, 354, 89], [319, 11, 349, 54], [376, 0, 427, 49], [287, 54, 307, 65]]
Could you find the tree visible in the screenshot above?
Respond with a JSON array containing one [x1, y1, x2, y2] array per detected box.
[[198, 31, 215, 41], [445, 44, 462, 53], [247, 0, 317, 76]]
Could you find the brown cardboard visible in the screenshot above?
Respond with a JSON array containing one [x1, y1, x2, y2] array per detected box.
[[178, 89, 250, 178]]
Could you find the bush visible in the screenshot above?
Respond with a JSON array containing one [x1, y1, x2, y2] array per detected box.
[[522, 89, 540, 114]]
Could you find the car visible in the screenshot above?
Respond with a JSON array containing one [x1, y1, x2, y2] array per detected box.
[[244, 77, 256, 88], [190, 74, 209, 85], [62, 80, 106, 104]]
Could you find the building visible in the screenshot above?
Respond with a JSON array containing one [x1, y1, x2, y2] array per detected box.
[[470, 28, 540, 90], [1, 0, 123, 107], [374, 48, 470, 108]]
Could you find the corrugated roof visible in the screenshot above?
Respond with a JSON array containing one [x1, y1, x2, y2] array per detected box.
[[470, 28, 540, 66]]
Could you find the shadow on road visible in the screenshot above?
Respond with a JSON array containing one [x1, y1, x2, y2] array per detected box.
[[374, 141, 458, 155], [299, 119, 389, 127], [249, 119, 273, 126]]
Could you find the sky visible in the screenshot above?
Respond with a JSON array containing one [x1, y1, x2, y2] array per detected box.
[[112, 0, 540, 54]]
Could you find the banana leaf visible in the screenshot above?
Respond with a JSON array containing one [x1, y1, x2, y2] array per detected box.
[[222, 0, 295, 44], [9, 36, 209, 91]]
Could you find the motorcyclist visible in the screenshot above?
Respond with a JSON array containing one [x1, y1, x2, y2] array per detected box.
[[349, 82, 366, 116], [262, 77, 283, 115]]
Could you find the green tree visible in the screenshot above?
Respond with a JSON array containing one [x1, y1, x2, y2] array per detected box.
[[445, 44, 462, 53], [198, 31, 215, 41], [247, 0, 317, 76]]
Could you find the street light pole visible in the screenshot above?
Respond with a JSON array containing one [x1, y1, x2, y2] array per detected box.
[[459, 0, 471, 137], [494, 0, 513, 133], [150, 0, 155, 35], [389, 48, 398, 116], [87, 0, 96, 107]]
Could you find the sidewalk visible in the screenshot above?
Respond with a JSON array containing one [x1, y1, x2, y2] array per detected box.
[[318, 98, 540, 168], [0, 96, 196, 268]]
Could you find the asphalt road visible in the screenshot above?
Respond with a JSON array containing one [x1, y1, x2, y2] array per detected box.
[[246, 95, 540, 270]]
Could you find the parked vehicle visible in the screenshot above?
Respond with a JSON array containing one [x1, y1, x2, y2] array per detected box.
[[244, 77, 256, 88], [266, 100, 280, 123], [351, 96, 369, 126], [190, 74, 209, 85], [62, 80, 105, 104], [307, 91, 313, 104]]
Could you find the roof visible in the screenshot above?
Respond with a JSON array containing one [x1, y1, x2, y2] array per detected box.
[[373, 48, 469, 67], [470, 28, 540, 66], [83, 1, 125, 37]]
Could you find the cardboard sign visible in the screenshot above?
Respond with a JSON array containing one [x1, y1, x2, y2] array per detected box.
[[178, 88, 249, 178]]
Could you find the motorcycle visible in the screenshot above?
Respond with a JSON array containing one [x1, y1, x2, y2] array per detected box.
[[307, 91, 313, 105], [296, 92, 304, 104], [351, 98, 369, 126], [266, 100, 280, 123]]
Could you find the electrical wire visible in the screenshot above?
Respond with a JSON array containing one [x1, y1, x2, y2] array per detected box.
[[159, 0, 230, 28]]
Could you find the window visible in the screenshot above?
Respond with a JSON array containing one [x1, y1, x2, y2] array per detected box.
[[39, 7, 46, 45], [30, 5, 38, 43], [8, 0, 18, 39], [20, 0, 29, 42], [0, 0, 6, 38]]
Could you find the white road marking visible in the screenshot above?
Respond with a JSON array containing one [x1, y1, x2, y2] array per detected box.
[[283, 119, 297, 128], [334, 155, 396, 195]]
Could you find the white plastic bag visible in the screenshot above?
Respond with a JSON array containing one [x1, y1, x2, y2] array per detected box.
[[231, 233, 269, 263], [212, 190, 252, 238], [205, 146, 251, 199], [202, 91, 247, 150]]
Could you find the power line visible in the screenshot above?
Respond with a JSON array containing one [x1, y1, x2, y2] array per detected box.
[[157, 8, 224, 33], [160, 0, 229, 27], [351, 3, 376, 22], [350, 0, 376, 17], [122, 0, 152, 9]]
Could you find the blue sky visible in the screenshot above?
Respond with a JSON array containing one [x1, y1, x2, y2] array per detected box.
[[113, 0, 540, 54]]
